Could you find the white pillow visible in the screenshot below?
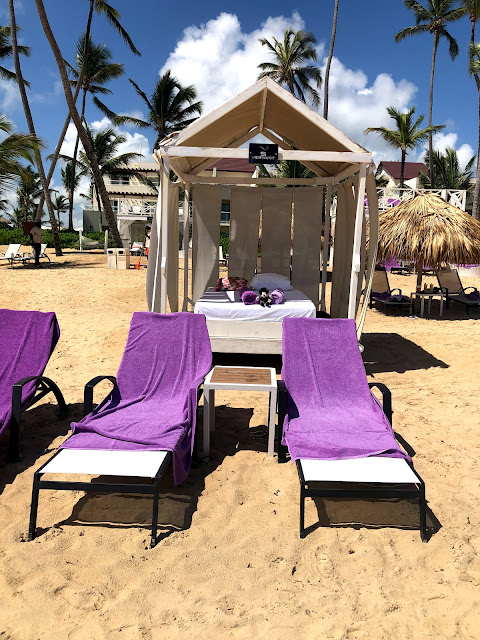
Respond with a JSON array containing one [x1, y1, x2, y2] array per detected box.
[[250, 272, 292, 291]]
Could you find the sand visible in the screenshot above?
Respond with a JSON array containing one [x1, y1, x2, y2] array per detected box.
[[1, 247, 480, 639]]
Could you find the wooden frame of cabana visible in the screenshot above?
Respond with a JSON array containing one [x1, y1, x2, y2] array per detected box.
[[147, 78, 379, 354]]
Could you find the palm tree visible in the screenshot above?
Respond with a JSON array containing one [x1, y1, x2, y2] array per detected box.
[[323, 0, 340, 119], [114, 70, 203, 148], [258, 160, 316, 184], [257, 29, 322, 106], [3, 205, 24, 227], [0, 24, 30, 84], [395, 1, 467, 186], [419, 147, 475, 189], [8, 0, 62, 254], [0, 114, 42, 195], [36, 0, 139, 229], [469, 42, 480, 218], [58, 126, 146, 217], [16, 165, 43, 219], [33, 0, 124, 247], [365, 106, 445, 188], [65, 33, 124, 230], [52, 193, 69, 226]]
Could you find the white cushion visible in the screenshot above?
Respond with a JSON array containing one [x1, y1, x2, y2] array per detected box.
[[40, 449, 170, 478], [250, 273, 292, 291], [300, 457, 419, 484]]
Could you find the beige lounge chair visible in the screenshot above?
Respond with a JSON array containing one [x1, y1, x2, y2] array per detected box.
[[369, 269, 413, 315], [0, 243, 22, 266], [436, 269, 480, 315]]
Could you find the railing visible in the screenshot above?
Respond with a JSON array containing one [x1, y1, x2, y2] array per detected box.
[[377, 188, 467, 211], [118, 199, 156, 215]]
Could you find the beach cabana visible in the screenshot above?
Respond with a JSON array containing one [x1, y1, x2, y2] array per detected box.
[[147, 78, 379, 353]]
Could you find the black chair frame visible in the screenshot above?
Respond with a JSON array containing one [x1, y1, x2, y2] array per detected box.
[[7, 375, 68, 463], [29, 376, 203, 548], [276, 380, 427, 542]]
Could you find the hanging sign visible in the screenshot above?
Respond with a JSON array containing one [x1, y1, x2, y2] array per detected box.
[[248, 143, 278, 164]]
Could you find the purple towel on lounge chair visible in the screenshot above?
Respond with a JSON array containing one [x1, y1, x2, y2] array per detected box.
[[281, 318, 409, 463], [62, 312, 212, 484], [466, 290, 480, 301], [0, 309, 60, 436], [242, 289, 257, 305], [371, 290, 390, 300], [270, 288, 285, 304]]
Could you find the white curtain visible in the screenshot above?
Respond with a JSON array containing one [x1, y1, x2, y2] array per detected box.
[[192, 184, 222, 302], [261, 188, 292, 277], [291, 187, 323, 304], [228, 186, 262, 282]]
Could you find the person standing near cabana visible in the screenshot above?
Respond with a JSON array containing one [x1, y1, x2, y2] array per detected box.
[[145, 224, 151, 259], [29, 222, 43, 268]]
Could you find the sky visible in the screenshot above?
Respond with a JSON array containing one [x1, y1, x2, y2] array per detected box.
[[0, 0, 478, 227]]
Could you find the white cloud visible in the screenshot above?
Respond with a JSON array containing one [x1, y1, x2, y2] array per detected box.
[[161, 11, 305, 114], [0, 77, 21, 112], [160, 12, 419, 165], [431, 132, 475, 170]]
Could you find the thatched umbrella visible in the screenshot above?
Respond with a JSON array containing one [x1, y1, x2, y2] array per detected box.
[[376, 193, 480, 289]]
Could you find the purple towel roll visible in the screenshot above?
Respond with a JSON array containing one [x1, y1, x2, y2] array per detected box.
[[242, 289, 257, 305], [270, 288, 285, 304]]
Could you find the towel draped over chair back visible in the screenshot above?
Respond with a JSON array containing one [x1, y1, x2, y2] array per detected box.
[[281, 318, 409, 463], [0, 309, 60, 435], [64, 312, 212, 484]]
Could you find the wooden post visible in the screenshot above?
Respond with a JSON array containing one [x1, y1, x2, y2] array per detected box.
[[160, 158, 171, 314], [348, 165, 367, 319], [182, 182, 190, 312], [104, 229, 108, 254], [416, 254, 424, 291], [320, 185, 330, 312]]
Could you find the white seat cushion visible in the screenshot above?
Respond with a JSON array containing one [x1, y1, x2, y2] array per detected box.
[[40, 449, 170, 478], [300, 457, 419, 484]]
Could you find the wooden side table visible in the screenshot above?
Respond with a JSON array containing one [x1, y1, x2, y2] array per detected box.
[[202, 366, 278, 458]]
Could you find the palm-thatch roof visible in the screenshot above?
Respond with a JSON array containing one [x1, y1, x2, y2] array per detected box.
[[377, 193, 480, 267]]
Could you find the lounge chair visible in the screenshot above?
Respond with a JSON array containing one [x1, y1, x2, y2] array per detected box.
[[22, 243, 50, 263], [436, 268, 480, 316], [219, 246, 228, 266], [28, 312, 212, 547], [369, 268, 413, 315], [0, 243, 22, 266], [0, 309, 67, 462], [277, 317, 427, 541]]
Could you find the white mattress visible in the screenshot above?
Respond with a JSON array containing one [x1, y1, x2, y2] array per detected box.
[[194, 288, 316, 321]]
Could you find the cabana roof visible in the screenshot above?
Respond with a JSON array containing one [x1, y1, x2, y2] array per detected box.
[[156, 77, 371, 181]]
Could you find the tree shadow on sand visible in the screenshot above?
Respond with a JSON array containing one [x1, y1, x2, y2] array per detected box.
[[362, 333, 448, 375]]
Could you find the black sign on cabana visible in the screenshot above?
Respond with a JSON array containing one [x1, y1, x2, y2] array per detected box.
[[248, 143, 278, 164]]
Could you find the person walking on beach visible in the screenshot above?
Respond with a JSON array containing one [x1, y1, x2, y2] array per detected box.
[[29, 222, 43, 267], [145, 224, 151, 259]]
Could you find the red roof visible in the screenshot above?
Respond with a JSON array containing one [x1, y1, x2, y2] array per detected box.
[[208, 158, 255, 173], [378, 161, 428, 180]]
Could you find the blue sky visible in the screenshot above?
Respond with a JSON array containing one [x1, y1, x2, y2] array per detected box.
[[0, 0, 477, 226]]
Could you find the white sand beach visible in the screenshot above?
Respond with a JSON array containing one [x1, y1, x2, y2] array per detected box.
[[1, 249, 480, 639]]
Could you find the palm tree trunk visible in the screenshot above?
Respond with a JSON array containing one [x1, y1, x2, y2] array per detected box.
[[471, 16, 480, 220], [67, 88, 88, 231], [473, 74, 480, 220], [323, 0, 339, 120], [35, 1, 95, 223], [33, 0, 123, 248], [428, 32, 439, 189], [8, 0, 63, 256], [416, 254, 424, 291], [400, 148, 406, 189]]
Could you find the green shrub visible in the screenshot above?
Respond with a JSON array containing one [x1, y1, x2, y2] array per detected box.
[[0, 228, 115, 249], [219, 231, 229, 255]]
